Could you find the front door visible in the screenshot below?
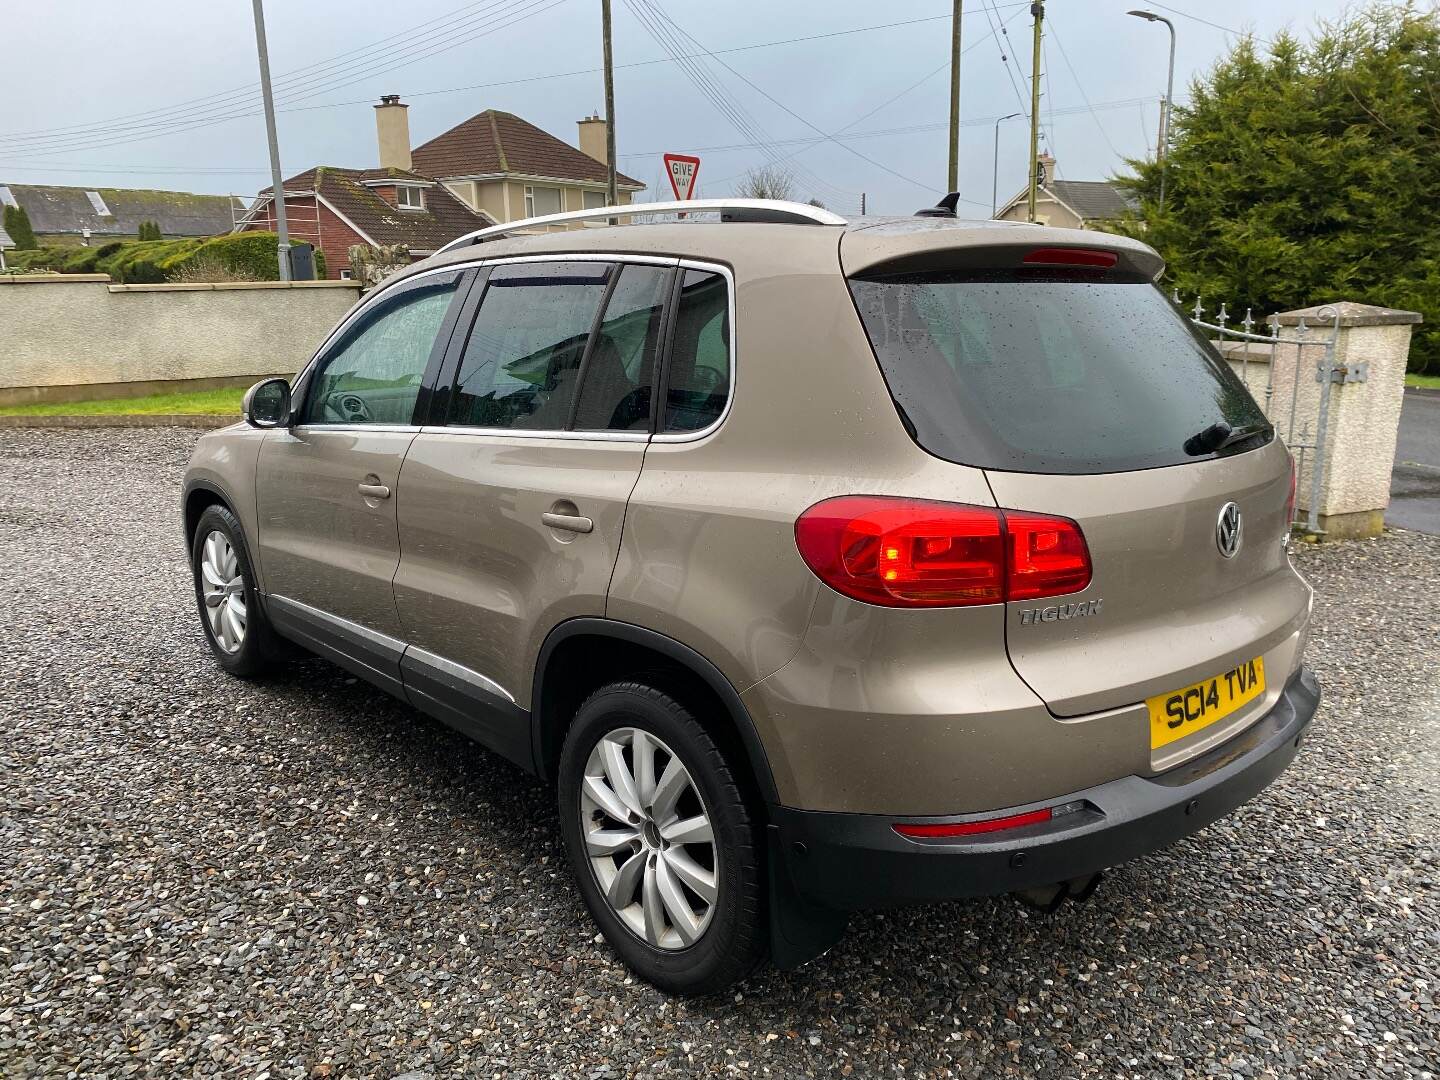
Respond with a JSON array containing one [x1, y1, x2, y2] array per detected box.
[[392, 258, 673, 757], [256, 269, 469, 679]]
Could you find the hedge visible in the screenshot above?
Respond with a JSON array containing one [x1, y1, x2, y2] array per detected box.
[[5, 232, 325, 281]]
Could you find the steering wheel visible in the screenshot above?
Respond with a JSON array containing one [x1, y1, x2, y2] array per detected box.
[[328, 392, 372, 423]]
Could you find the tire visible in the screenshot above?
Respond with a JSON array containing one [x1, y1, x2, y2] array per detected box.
[[190, 504, 284, 678], [558, 681, 768, 995]]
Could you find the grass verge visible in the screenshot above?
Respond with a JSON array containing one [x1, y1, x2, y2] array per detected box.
[[0, 387, 244, 416], [1405, 372, 1440, 390]]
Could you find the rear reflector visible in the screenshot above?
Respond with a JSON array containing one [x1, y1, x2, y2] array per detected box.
[[795, 496, 1090, 608], [1022, 247, 1118, 269], [893, 807, 1053, 838]]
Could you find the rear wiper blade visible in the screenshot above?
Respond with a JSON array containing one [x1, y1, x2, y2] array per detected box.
[[1183, 421, 1270, 456]]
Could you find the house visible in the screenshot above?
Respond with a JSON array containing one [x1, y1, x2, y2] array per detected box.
[[239, 164, 492, 280], [0, 182, 243, 244], [994, 153, 1137, 228], [404, 102, 646, 222]]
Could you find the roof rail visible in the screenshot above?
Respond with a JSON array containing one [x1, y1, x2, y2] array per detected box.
[[435, 198, 847, 255]]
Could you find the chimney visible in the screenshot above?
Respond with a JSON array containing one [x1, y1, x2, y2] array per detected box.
[[375, 95, 412, 172], [1036, 150, 1055, 188], [577, 113, 608, 165]]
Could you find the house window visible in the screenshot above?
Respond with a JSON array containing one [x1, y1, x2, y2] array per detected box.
[[524, 185, 562, 218], [84, 190, 113, 217], [396, 185, 425, 211], [339, 269, 354, 280], [582, 190, 607, 210]]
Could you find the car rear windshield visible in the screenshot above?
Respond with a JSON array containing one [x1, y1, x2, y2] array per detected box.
[[849, 272, 1269, 474]]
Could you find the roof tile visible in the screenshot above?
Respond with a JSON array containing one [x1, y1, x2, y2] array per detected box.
[[411, 110, 642, 188]]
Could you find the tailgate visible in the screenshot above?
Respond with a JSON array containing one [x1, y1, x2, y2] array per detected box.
[[989, 438, 1310, 718]]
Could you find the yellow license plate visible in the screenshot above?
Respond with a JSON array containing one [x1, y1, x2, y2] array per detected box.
[[1147, 657, 1266, 750]]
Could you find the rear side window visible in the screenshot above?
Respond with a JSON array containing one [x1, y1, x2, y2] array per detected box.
[[849, 274, 1267, 474], [450, 261, 612, 430], [573, 264, 668, 431], [663, 270, 730, 433]]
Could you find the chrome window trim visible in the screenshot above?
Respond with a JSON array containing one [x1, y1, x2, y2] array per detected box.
[[652, 258, 737, 444], [294, 254, 734, 443], [287, 423, 422, 435], [418, 425, 649, 443]]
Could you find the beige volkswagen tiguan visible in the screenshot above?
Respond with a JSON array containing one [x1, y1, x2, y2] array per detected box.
[[183, 199, 1319, 994]]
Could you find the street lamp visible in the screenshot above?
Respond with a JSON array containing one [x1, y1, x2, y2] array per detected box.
[[1127, 9, 1176, 212], [992, 111, 1023, 217]]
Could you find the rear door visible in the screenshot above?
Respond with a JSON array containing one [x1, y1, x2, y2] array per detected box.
[[391, 257, 674, 757], [848, 253, 1310, 762], [256, 268, 470, 675]]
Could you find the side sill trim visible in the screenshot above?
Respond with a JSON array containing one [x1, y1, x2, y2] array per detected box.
[[266, 595, 535, 773], [268, 594, 405, 694]]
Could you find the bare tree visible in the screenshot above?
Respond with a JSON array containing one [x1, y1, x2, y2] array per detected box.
[[734, 165, 795, 201]]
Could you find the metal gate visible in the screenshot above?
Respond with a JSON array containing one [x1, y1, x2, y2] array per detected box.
[[1180, 295, 1344, 534]]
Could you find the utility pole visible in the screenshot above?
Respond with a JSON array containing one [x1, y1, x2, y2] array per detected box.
[[860, 192, 867, 215], [1026, 1, 1044, 223], [251, 0, 290, 280], [602, 0, 618, 209], [947, 0, 963, 193]]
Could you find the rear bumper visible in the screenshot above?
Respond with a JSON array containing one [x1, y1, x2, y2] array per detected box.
[[770, 666, 1320, 911]]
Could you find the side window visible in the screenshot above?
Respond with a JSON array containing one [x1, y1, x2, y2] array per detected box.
[[663, 269, 730, 433], [303, 277, 460, 425], [572, 264, 668, 431], [449, 261, 613, 430]]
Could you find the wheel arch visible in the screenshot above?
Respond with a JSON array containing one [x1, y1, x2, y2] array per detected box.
[[182, 479, 235, 543], [531, 618, 780, 806]]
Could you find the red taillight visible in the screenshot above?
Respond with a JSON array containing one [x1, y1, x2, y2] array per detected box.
[[793, 496, 1004, 608], [794, 496, 1091, 608], [1004, 510, 1094, 601], [893, 807, 1053, 838], [1022, 247, 1118, 269]]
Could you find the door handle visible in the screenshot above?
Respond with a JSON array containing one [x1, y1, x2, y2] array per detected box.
[[358, 482, 391, 500], [541, 511, 593, 534]]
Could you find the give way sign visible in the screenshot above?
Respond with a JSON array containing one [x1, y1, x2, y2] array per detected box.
[[664, 153, 701, 201]]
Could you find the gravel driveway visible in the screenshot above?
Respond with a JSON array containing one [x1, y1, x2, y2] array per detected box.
[[1, 428, 1436, 1079]]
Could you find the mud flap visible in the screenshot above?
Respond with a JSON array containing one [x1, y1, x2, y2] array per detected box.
[[766, 824, 849, 969]]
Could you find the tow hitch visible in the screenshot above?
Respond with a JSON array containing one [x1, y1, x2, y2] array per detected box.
[[1012, 872, 1104, 913]]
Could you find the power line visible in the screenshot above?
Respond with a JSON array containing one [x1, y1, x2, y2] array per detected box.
[[1048, 20, 1121, 159], [0, 0, 552, 146], [634, 0, 934, 201], [621, 0, 860, 207], [0, 0, 569, 158], [704, 4, 1027, 200], [1, 6, 1031, 171], [0, 98, 1155, 182]]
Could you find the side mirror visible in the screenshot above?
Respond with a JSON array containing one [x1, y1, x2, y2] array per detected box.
[[242, 378, 292, 428]]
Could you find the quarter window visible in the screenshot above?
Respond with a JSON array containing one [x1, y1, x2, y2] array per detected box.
[[304, 276, 461, 425], [662, 269, 730, 433], [449, 261, 613, 430]]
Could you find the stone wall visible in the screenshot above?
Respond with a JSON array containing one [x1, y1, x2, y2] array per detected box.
[[0, 275, 361, 406]]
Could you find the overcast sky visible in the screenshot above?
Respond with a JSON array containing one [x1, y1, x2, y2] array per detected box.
[[2, 0, 1367, 217]]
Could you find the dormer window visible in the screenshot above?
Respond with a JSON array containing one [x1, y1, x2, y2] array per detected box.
[[396, 184, 425, 211]]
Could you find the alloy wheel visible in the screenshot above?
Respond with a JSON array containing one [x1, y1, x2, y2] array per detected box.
[[199, 530, 247, 653], [580, 727, 719, 950]]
